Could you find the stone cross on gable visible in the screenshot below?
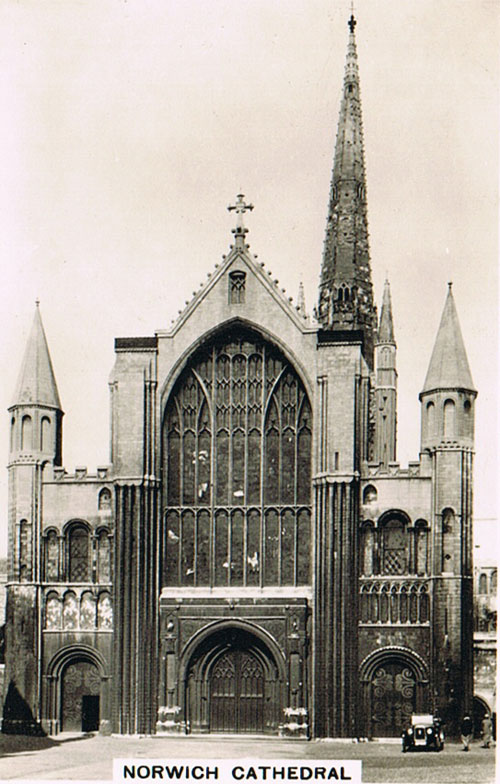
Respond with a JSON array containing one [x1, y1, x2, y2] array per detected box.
[[228, 193, 254, 235]]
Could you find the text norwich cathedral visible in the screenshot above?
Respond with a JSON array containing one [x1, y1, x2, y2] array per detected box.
[[3, 16, 475, 740]]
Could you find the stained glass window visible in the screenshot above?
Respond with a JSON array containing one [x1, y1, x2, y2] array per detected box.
[[163, 328, 312, 587]]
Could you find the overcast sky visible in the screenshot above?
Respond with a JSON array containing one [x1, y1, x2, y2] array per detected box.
[[0, 0, 497, 557]]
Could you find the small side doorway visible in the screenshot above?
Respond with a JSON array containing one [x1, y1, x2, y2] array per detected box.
[[61, 660, 101, 732], [82, 695, 100, 732]]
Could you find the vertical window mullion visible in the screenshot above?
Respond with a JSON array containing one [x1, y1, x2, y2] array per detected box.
[[260, 345, 266, 589], [243, 356, 250, 586], [210, 345, 216, 587]]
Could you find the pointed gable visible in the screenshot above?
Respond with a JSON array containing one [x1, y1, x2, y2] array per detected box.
[[422, 285, 475, 393], [13, 305, 62, 408]]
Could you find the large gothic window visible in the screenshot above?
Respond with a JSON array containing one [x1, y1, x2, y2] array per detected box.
[[162, 328, 312, 587]]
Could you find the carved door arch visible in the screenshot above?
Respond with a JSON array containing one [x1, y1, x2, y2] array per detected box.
[[185, 627, 281, 734]]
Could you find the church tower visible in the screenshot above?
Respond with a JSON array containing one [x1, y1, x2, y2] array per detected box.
[[313, 15, 374, 738], [419, 283, 476, 732], [317, 14, 377, 366], [373, 279, 397, 465], [4, 304, 63, 733]]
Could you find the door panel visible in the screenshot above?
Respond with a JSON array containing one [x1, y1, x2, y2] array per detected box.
[[371, 662, 415, 736], [61, 661, 100, 731], [210, 649, 264, 733]]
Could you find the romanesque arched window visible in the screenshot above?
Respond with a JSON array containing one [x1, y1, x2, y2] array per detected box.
[[98, 488, 112, 511], [19, 519, 32, 581], [441, 508, 455, 572], [80, 591, 96, 629], [361, 522, 374, 576], [97, 529, 111, 582], [67, 523, 91, 582], [379, 514, 408, 575], [10, 417, 16, 452], [21, 415, 32, 451], [414, 520, 428, 576], [45, 591, 61, 630], [426, 402, 435, 439], [162, 327, 312, 588], [40, 416, 51, 451], [44, 529, 59, 581], [363, 485, 377, 504]]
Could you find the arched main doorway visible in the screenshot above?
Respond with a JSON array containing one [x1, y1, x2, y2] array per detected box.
[[185, 626, 283, 734], [369, 660, 416, 736], [61, 659, 101, 732], [360, 648, 428, 738]]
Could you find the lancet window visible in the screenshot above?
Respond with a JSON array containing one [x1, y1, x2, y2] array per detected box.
[[162, 328, 312, 587]]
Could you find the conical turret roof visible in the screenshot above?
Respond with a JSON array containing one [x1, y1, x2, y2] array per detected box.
[[377, 279, 395, 344], [422, 284, 475, 394], [13, 304, 62, 408]]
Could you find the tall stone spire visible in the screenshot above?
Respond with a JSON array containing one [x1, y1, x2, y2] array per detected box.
[[317, 15, 377, 365], [13, 302, 61, 409], [421, 283, 475, 394]]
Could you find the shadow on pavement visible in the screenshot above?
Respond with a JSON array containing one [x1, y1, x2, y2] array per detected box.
[[0, 732, 96, 758]]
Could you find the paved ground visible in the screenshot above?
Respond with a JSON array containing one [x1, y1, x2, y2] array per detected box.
[[0, 734, 495, 783]]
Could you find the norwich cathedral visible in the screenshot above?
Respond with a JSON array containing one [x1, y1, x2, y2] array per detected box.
[[3, 16, 475, 739]]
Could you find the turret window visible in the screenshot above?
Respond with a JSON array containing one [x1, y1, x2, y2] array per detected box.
[[441, 508, 455, 572], [10, 417, 15, 452], [19, 519, 32, 581], [21, 415, 32, 451], [426, 402, 435, 438], [41, 416, 51, 452], [443, 399, 456, 438]]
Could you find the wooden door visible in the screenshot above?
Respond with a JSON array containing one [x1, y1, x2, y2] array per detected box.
[[210, 650, 264, 733]]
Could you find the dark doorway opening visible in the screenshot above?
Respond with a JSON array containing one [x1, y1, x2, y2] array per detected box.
[[82, 695, 100, 732]]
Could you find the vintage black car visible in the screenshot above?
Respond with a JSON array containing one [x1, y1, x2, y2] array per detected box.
[[401, 714, 444, 752]]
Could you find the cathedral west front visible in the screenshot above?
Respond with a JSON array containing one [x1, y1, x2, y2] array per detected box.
[[3, 16, 475, 740]]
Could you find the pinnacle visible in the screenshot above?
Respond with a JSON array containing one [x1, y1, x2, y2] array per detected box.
[[377, 279, 395, 344], [13, 305, 61, 409]]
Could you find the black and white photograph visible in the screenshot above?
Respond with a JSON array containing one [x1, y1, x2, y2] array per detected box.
[[0, 1, 497, 782]]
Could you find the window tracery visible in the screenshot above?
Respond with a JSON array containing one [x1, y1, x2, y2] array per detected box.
[[163, 328, 312, 587], [67, 523, 91, 582]]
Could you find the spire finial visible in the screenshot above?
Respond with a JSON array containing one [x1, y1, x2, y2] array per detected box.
[[35, 298, 40, 308], [448, 281, 453, 291], [228, 193, 254, 244], [348, 13, 356, 33]]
